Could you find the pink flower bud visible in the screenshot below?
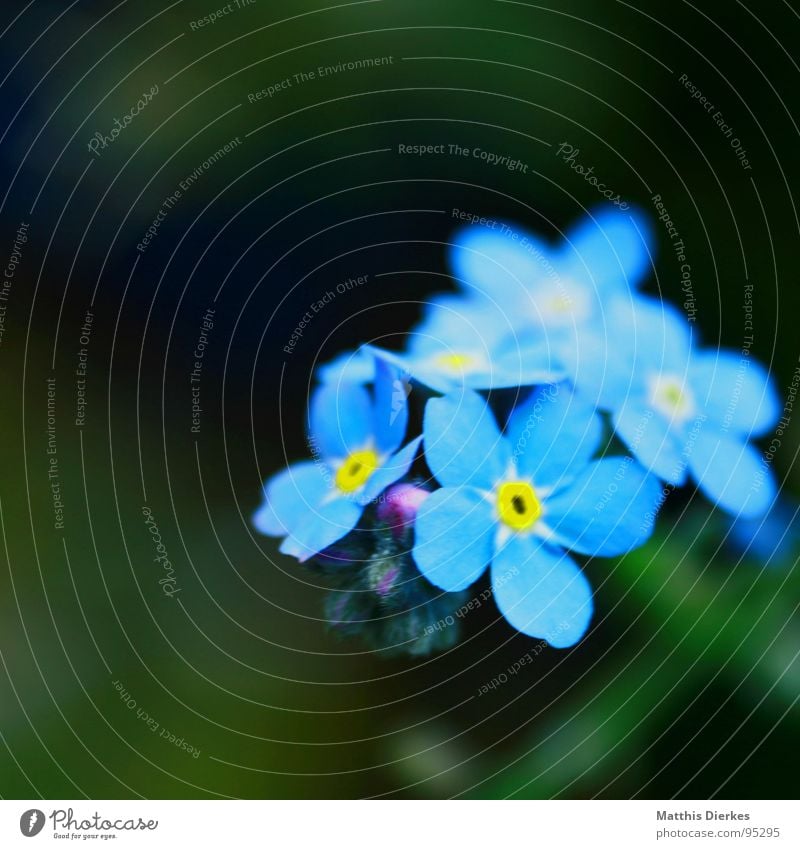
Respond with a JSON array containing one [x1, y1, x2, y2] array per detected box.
[[376, 483, 429, 535]]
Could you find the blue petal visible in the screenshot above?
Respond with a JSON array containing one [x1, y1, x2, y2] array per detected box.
[[544, 457, 663, 556], [689, 350, 780, 437], [564, 295, 695, 419], [626, 296, 695, 376], [613, 403, 689, 485], [688, 430, 776, 518], [727, 497, 800, 564], [423, 390, 511, 489], [506, 383, 603, 488], [369, 348, 458, 394], [386, 340, 564, 393], [404, 298, 565, 392], [558, 204, 654, 291], [371, 354, 409, 454], [254, 461, 331, 537], [411, 293, 513, 353], [449, 222, 551, 299], [316, 349, 374, 385], [279, 497, 363, 562], [361, 436, 422, 504], [411, 486, 495, 591], [574, 297, 694, 412], [363, 344, 460, 395], [491, 535, 593, 647], [489, 332, 568, 388], [308, 381, 372, 460]]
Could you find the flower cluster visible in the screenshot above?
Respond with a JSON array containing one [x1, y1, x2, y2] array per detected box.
[[254, 205, 780, 653]]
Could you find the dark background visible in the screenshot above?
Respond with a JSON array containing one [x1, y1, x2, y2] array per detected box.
[[0, 0, 798, 799]]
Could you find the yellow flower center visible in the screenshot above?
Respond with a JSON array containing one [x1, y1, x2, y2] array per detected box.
[[549, 294, 573, 313], [437, 352, 473, 370], [335, 449, 379, 493], [497, 481, 542, 531], [662, 383, 684, 407], [650, 375, 695, 422]]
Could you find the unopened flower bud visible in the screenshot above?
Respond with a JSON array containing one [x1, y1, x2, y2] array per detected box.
[[376, 483, 429, 536]]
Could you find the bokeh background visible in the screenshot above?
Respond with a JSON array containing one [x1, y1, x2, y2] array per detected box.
[[1, 0, 799, 799]]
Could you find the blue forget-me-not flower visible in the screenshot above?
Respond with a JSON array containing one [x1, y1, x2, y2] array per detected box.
[[447, 205, 654, 354], [255, 203, 784, 655], [365, 294, 564, 393], [254, 356, 421, 561], [574, 297, 780, 517], [411, 386, 661, 647]]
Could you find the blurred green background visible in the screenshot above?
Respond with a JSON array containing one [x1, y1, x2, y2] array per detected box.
[[0, 0, 798, 799]]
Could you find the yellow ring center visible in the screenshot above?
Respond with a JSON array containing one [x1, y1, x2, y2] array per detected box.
[[549, 294, 573, 313], [437, 352, 473, 370], [650, 375, 695, 422], [497, 481, 542, 531], [335, 449, 379, 493]]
